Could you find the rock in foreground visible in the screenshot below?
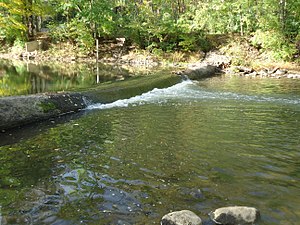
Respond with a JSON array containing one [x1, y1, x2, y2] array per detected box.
[[209, 206, 260, 225], [161, 210, 202, 225]]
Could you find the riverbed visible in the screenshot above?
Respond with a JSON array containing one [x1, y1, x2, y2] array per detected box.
[[0, 63, 300, 224]]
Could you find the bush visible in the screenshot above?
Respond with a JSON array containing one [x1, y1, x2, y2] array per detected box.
[[0, 14, 27, 45], [251, 30, 296, 61], [11, 39, 25, 55], [48, 18, 94, 53], [220, 38, 250, 66]]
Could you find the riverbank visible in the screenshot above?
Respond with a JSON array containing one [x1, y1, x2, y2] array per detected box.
[[1, 35, 300, 130], [1, 35, 299, 77], [0, 39, 200, 67]]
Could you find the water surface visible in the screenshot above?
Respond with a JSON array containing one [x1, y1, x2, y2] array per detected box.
[[0, 60, 133, 96], [0, 75, 300, 224]]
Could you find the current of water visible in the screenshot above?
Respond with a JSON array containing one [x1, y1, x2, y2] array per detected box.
[[0, 72, 300, 224]]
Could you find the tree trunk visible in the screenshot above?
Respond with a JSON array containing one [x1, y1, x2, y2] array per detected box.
[[239, 5, 244, 36], [24, 0, 34, 39], [279, 0, 287, 30], [36, 16, 42, 33]]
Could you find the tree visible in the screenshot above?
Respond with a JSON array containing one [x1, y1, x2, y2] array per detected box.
[[0, 0, 52, 43]]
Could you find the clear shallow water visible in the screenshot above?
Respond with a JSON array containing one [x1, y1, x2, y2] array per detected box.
[[1, 75, 300, 224]]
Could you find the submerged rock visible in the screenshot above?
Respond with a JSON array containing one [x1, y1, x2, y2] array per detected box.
[[179, 187, 204, 200], [161, 210, 202, 225], [209, 206, 260, 225]]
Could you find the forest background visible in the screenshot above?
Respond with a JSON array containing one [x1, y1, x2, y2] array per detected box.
[[0, 0, 299, 65]]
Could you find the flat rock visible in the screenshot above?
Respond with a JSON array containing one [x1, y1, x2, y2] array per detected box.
[[209, 206, 260, 225], [161, 210, 202, 225]]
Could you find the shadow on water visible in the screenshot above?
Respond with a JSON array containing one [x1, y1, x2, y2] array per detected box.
[[0, 110, 88, 146]]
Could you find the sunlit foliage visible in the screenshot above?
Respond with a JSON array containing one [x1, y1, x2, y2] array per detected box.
[[0, 0, 299, 60]]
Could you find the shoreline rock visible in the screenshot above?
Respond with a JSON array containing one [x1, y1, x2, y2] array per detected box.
[[226, 66, 300, 79], [179, 51, 231, 80], [182, 63, 220, 80], [179, 50, 300, 80]]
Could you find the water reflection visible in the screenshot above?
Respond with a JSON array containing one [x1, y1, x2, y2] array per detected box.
[[0, 60, 132, 96]]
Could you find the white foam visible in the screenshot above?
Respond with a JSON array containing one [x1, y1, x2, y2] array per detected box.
[[87, 79, 195, 110], [87, 79, 300, 110]]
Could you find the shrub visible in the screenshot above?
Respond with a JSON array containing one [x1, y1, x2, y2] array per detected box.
[[251, 30, 296, 61], [48, 18, 94, 53]]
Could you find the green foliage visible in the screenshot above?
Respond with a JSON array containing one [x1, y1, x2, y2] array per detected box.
[[0, 0, 298, 61], [251, 30, 296, 61], [0, 12, 26, 44], [65, 18, 94, 52], [48, 18, 94, 52], [47, 22, 67, 43], [0, 0, 53, 42], [11, 38, 25, 55]]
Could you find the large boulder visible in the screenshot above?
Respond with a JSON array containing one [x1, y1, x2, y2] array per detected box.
[[209, 206, 260, 225], [183, 63, 219, 80], [181, 51, 230, 80], [203, 51, 231, 69], [161, 210, 202, 225]]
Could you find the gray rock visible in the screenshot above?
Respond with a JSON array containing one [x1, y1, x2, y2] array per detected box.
[[247, 72, 258, 77], [257, 69, 268, 76], [181, 51, 231, 80], [161, 210, 202, 225], [274, 69, 287, 75], [0, 93, 87, 130], [184, 63, 219, 80], [209, 206, 260, 225], [268, 67, 279, 74], [203, 51, 231, 68]]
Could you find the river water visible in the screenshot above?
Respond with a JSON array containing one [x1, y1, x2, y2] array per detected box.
[[1, 68, 300, 224]]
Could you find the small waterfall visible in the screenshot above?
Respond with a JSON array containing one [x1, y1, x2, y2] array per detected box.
[[87, 79, 300, 110], [87, 79, 195, 110]]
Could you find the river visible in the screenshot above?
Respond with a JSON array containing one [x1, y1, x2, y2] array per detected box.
[[0, 62, 300, 224]]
